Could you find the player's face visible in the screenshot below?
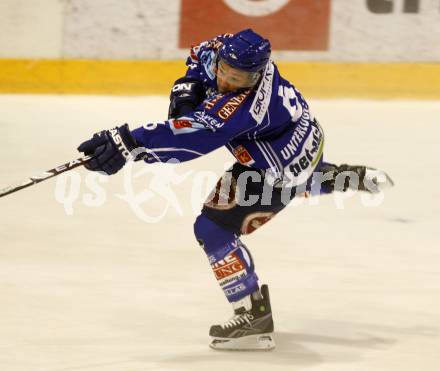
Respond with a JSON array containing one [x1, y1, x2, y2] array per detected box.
[[215, 59, 260, 94]]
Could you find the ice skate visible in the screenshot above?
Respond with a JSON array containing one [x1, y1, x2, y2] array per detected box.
[[360, 166, 394, 193], [330, 164, 394, 193], [209, 284, 275, 351]]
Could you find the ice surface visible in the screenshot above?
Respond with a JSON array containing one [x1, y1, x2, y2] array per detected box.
[[1, 95, 439, 371]]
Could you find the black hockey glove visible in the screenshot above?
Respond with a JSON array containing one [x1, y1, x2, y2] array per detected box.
[[168, 77, 206, 119], [77, 124, 139, 175]]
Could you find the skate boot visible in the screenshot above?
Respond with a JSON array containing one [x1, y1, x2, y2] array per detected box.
[[209, 284, 275, 351], [337, 164, 394, 193], [321, 164, 394, 193]]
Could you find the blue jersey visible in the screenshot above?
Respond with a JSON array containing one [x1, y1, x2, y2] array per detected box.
[[131, 33, 324, 186]]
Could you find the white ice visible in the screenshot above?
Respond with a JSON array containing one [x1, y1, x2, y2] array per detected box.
[[1, 95, 439, 371]]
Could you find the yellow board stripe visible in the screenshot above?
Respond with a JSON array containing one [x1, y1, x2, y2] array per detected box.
[[0, 59, 187, 95], [277, 62, 440, 99], [1, 59, 439, 98]]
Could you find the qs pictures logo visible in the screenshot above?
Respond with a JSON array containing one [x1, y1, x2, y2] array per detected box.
[[179, 0, 330, 50]]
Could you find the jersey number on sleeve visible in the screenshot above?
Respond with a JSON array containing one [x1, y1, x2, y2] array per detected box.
[[278, 85, 303, 122]]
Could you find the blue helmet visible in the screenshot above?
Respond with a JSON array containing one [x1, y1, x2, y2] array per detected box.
[[218, 29, 271, 73]]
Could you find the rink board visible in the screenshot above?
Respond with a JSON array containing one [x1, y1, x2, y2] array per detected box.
[[1, 59, 440, 99]]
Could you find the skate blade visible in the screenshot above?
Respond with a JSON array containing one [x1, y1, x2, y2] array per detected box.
[[365, 168, 395, 193], [210, 333, 275, 351]]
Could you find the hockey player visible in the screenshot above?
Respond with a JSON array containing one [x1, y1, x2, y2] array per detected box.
[[77, 29, 392, 351]]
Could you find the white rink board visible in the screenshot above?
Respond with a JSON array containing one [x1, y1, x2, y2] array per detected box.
[[0, 0, 63, 58], [0, 95, 440, 371], [1, 0, 439, 61]]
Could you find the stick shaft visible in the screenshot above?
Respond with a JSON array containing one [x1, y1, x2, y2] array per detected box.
[[0, 156, 91, 198]]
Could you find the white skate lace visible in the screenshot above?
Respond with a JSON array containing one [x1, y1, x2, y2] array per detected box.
[[221, 313, 254, 329]]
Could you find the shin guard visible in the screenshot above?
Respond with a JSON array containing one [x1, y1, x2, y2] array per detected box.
[[194, 214, 259, 302]]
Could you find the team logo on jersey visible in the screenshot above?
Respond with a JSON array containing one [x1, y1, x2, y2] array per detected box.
[[172, 119, 193, 129], [233, 145, 255, 166], [169, 118, 206, 135], [216, 90, 250, 121]]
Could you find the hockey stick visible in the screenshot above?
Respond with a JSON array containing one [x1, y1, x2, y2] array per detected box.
[[0, 155, 92, 198]]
